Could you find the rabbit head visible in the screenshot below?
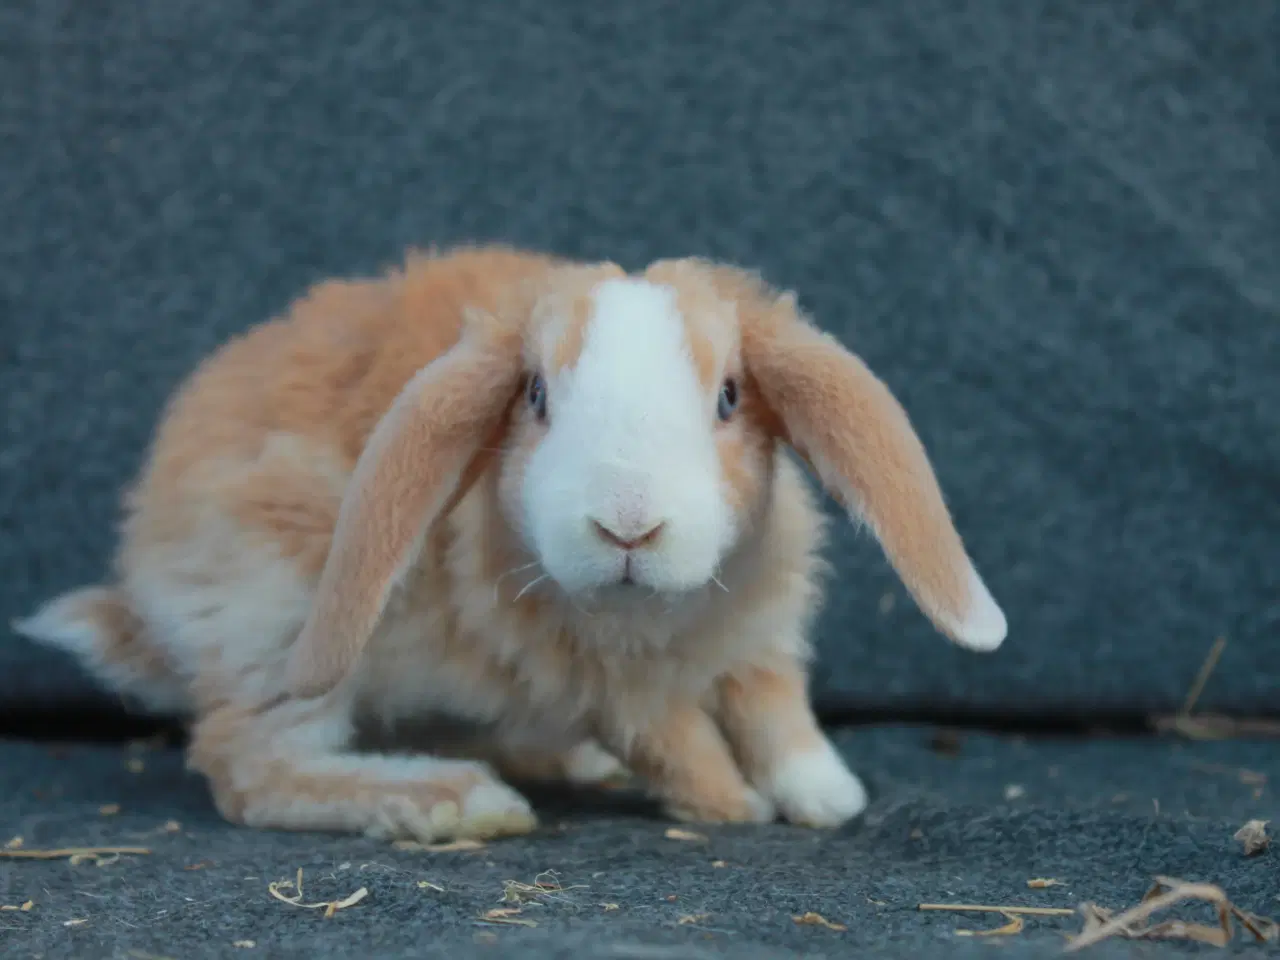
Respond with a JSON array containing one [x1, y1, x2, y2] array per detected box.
[[284, 255, 1006, 698], [496, 262, 766, 598]]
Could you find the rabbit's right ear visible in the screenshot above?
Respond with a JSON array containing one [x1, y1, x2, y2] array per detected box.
[[283, 309, 525, 699]]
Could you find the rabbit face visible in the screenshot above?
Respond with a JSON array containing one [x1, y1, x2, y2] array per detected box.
[[500, 273, 771, 600]]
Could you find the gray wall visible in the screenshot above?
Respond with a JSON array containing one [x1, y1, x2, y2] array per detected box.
[[3, 0, 1277, 719]]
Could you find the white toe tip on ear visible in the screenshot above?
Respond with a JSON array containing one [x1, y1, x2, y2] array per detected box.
[[949, 564, 1007, 652]]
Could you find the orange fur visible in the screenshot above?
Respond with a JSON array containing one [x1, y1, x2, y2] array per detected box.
[[537, 262, 628, 374], [643, 259, 737, 392], [282, 312, 528, 697], [549, 286, 596, 374], [690, 261, 998, 646], [16, 244, 1003, 842], [717, 660, 826, 772], [603, 699, 772, 824]]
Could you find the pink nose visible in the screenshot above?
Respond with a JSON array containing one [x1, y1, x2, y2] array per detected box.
[[591, 519, 666, 551]]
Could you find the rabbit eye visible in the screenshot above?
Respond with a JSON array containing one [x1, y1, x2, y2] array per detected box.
[[527, 373, 548, 421], [717, 378, 739, 421]]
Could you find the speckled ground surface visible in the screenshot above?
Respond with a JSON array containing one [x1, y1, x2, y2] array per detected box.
[[1, 727, 1276, 958]]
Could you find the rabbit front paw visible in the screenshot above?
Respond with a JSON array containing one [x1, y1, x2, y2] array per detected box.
[[760, 742, 867, 828], [364, 770, 538, 843], [663, 784, 776, 825]]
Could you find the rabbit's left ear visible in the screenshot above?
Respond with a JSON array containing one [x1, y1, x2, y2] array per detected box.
[[282, 309, 525, 700], [709, 264, 1006, 653]]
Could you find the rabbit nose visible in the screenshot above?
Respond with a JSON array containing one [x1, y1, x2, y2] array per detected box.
[[591, 518, 667, 551]]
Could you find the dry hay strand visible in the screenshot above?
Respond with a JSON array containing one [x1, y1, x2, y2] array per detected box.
[[678, 913, 711, 926], [0, 846, 150, 866], [1234, 819, 1271, 856], [392, 837, 486, 853], [267, 867, 368, 919], [792, 912, 847, 932], [955, 912, 1025, 938], [475, 869, 587, 928], [664, 828, 707, 843], [918, 901, 1073, 938], [1181, 636, 1227, 716], [1155, 715, 1280, 740], [477, 906, 538, 928], [1064, 875, 1279, 952], [1153, 636, 1280, 740], [501, 869, 585, 906], [918, 904, 1076, 918], [1027, 878, 1065, 889]]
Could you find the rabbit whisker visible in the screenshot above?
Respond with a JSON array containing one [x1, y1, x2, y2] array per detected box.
[[496, 560, 542, 584], [512, 574, 550, 603], [566, 589, 598, 619]]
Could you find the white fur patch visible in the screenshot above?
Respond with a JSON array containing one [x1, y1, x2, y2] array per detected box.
[[763, 741, 867, 828], [12, 590, 188, 715], [562, 739, 626, 784], [124, 460, 324, 705], [12, 600, 105, 661], [459, 780, 537, 828], [522, 277, 735, 597], [947, 564, 1007, 652]]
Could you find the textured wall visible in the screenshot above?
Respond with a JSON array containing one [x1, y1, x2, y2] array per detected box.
[[2, 0, 1276, 718]]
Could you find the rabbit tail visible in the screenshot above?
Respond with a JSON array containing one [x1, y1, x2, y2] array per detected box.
[[12, 585, 189, 716]]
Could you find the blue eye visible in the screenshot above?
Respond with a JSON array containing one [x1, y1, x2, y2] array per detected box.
[[528, 373, 548, 420], [717, 378, 739, 421]]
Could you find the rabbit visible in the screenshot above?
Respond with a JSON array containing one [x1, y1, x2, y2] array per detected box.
[[14, 244, 1007, 843]]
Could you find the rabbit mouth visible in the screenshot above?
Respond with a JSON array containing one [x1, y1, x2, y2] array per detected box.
[[618, 557, 638, 586]]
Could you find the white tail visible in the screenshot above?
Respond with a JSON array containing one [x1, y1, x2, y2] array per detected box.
[[13, 585, 190, 715]]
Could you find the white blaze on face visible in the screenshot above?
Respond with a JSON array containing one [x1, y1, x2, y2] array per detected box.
[[522, 277, 736, 596]]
